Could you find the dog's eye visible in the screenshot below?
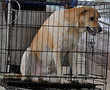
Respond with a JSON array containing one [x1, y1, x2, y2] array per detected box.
[[90, 17, 95, 21]]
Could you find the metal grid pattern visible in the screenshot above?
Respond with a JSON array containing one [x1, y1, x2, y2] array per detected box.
[[0, 1, 110, 90]]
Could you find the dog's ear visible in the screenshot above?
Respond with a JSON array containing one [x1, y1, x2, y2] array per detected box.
[[80, 9, 88, 15]]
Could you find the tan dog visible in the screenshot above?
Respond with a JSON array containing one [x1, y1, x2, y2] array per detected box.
[[20, 6, 102, 83]]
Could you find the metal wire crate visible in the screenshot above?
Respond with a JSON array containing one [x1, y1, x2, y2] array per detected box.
[[0, 0, 110, 90]]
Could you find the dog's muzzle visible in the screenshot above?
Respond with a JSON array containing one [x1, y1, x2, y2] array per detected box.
[[86, 26, 102, 36]]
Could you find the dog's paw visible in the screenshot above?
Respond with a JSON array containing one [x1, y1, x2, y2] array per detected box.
[[61, 79, 70, 84], [21, 76, 30, 81], [21, 77, 26, 81], [31, 77, 40, 82], [49, 77, 70, 84]]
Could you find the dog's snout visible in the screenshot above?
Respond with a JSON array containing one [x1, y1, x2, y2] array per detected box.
[[86, 25, 102, 36], [98, 26, 102, 33]]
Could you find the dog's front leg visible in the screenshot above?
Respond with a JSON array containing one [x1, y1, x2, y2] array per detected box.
[[53, 48, 62, 82], [53, 48, 70, 83]]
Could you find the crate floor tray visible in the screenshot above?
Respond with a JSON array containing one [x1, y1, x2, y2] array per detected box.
[[0, 78, 96, 89]]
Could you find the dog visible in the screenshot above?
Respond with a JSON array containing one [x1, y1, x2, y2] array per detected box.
[[20, 6, 102, 83]]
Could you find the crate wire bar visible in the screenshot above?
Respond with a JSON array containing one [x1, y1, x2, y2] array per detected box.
[[0, 0, 110, 90], [4, 0, 110, 6]]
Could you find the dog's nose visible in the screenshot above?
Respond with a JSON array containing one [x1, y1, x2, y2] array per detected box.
[[98, 26, 102, 33]]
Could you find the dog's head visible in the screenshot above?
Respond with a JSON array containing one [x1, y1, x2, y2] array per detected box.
[[78, 7, 102, 35]]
